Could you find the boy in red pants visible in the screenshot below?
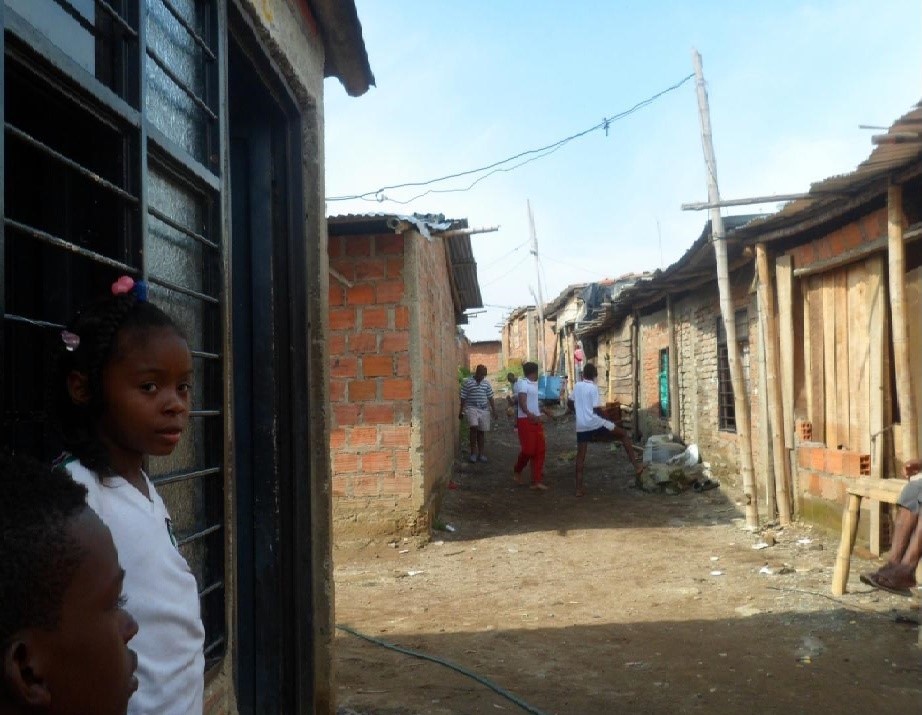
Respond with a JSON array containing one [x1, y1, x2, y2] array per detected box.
[[513, 362, 548, 491]]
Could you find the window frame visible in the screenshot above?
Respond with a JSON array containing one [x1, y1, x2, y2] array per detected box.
[[716, 308, 749, 433]]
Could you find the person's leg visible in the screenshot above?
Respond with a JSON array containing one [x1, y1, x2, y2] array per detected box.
[[575, 441, 589, 495], [530, 425, 547, 490], [873, 515, 922, 591], [513, 418, 530, 480], [885, 506, 918, 568], [468, 425, 478, 460], [477, 409, 490, 461], [477, 428, 486, 459], [611, 425, 643, 474]]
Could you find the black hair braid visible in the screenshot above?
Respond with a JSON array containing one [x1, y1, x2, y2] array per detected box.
[[50, 290, 180, 478]]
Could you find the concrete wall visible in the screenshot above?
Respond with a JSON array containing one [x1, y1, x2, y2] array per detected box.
[[328, 230, 460, 537]]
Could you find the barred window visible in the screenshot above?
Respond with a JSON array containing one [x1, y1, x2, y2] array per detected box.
[[2, 0, 226, 669], [716, 309, 750, 432]]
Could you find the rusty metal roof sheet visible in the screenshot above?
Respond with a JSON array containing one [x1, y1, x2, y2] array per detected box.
[[734, 103, 922, 243]]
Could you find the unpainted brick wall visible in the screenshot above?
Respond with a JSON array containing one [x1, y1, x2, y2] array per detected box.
[[469, 341, 503, 375], [328, 233, 415, 528]]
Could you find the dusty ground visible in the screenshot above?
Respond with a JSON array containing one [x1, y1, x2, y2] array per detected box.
[[333, 415, 922, 715]]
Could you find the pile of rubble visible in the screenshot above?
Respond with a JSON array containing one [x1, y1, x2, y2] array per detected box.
[[637, 434, 718, 495]]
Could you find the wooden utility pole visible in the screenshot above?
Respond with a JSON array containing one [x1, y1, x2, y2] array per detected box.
[[527, 200, 547, 372], [887, 184, 918, 463], [691, 49, 759, 527], [756, 243, 793, 525]]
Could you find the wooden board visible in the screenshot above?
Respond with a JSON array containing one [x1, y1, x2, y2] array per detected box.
[[807, 276, 826, 440], [847, 264, 870, 455], [907, 265, 922, 455], [776, 255, 795, 449], [823, 273, 837, 447], [834, 270, 850, 449], [866, 256, 885, 479]]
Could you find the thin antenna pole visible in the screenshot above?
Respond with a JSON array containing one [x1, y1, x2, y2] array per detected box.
[[527, 200, 547, 371]]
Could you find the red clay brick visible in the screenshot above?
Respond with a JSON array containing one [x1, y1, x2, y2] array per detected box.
[[333, 452, 359, 473], [395, 450, 412, 470], [362, 451, 394, 472], [352, 474, 379, 496], [331, 355, 357, 378], [349, 380, 378, 402], [354, 258, 387, 281], [328, 333, 346, 356], [330, 428, 346, 450], [330, 307, 356, 331], [395, 353, 410, 377], [381, 331, 409, 353], [381, 425, 411, 448], [375, 234, 404, 255], [798, 446, 811, 469], [364, 404, 396, 425], [394, 306, 410, 329], [350, 425, 379, 448], [333, 403, 360, 425], [349, 333, 378, 353], [386, 257, 404, 279], [329, 283, 344, 307], [329, 379, 346, 403], [809, 447, 825, 472], [394, 473, 412, 496], [362, 306, 388, 329], [841, 452, 861, 477], [363, 355, 393, 378], [825, 449, 843, 475], [346, 284, 375, 305], [331, 475, 348, 496], [328, 236, 343, 259], [382, 378, 412, 400], [376, 281, 404, 303], [344, 236, 372, 257]]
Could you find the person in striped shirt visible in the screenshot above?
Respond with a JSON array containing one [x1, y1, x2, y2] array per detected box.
[[459, 364, 497, 463]]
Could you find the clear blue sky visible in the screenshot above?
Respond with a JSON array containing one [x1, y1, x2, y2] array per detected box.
[[325, 1, 921, 342]]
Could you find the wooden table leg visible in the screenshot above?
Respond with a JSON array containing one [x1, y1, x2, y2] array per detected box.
[[832, 494, 861, 595]]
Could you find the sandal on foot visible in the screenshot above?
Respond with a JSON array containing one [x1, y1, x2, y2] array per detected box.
[[530, 483, 548, 491], [860, 571, 913, 597], [694, 478, 720, 492]]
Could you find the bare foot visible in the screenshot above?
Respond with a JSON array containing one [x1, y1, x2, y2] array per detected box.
[[530, 483, 549, 491], [512, 470, 526, 486], [575, 487, 586, 497]]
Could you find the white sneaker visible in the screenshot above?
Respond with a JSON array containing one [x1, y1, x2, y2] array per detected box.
[[469, 454, 478, 463], [478, 455, 489, 463]]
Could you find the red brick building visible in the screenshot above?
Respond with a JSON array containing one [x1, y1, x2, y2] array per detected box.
[[327, 214, 482, 536], [500, 305, 556, 372], [469, 340, 503, 375]]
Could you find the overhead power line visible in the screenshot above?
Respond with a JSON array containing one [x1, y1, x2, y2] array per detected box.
[[327, 73, 695, 204]]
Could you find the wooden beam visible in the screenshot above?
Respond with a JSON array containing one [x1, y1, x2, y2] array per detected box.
[[867, 255, 885, 480], [667, 295, 681, 435], [756, 243, 792, 524], [888, 183, 918, 463], [681, 192, 821, 211], [792, 236, 887, 278], [776, 255, 795, 450], [756, 286, 777, 521]]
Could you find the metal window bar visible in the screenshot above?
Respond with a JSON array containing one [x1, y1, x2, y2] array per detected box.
[[145, 48, 217, 121], [159, 0, 216, 61], [151, 465, 221, 487], [49, 0, 99, 39], [717, 344, 736, 431], [203, 636, 225, 658], [147, 274, 219, 304], [5, 124, 138, 204], [48, 0, 138, 41], [190, 349, 220, 360], [5, 219, 138, 274], [148, 206, 217, 250], [198, 579, 223, 599], [176, 522, 221, 548], [189, 409, 221, 417], [93, 0, 138, 38]]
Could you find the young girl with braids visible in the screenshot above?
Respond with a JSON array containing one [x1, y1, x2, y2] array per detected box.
[[51, 275, 204, 715]]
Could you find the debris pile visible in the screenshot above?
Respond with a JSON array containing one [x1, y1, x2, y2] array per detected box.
[[638, 435, 719, 494]]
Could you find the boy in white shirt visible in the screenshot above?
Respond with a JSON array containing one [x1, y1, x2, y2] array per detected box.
[[513, 362, 548, 490], [572, 363, 644, 496]]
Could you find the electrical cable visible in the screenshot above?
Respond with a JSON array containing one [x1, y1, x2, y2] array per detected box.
[[336, 623, 549, 715], [480, 252, 531, 287], [327, 73, 695, 203], [477, 238, 531, 272], [541, 252, 611, 279]]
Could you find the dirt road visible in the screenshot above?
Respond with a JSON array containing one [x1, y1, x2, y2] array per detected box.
[[334, 415, 922, 714]]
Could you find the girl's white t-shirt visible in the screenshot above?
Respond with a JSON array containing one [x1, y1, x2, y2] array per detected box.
[[515, 377, 539, 418], [67, 459, 205, 715], [574, 379, 615, 432]]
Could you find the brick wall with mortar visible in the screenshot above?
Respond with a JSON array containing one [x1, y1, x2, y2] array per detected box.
[[328, 230, 461, 537], [469, 341, 503, 375], [638, 308, 671, 439], [407, 232, 462, 525]]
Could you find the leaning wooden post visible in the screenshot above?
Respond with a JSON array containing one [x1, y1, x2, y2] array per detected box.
[[756, 294, 777, 521], [888, 183, 918, 464], [756, 243, 793, 525], [692, 49, 759, 526]]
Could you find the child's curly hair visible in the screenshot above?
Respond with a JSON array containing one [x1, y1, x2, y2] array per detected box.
[[50, 289, 181, 475]]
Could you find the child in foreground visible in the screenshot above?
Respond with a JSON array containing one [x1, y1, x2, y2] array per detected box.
[[572, 362, 645, 496], [0, 451, 139, 715], [51, 276, 204, 715]]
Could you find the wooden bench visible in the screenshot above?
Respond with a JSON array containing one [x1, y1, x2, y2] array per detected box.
[[832, 478, 907, 596]]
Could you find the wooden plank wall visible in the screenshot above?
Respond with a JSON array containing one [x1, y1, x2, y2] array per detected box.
[[908, 265, 922, 455], [802, 264, 872, 452]]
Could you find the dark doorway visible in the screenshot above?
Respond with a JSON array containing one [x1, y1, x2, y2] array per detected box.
[[228, 11, 312, 712]]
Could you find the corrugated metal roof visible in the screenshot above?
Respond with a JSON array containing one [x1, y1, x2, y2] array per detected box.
[[577, 215, 759, 338], [734, 103, 922, 243], [327, 212, 483, 319]]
